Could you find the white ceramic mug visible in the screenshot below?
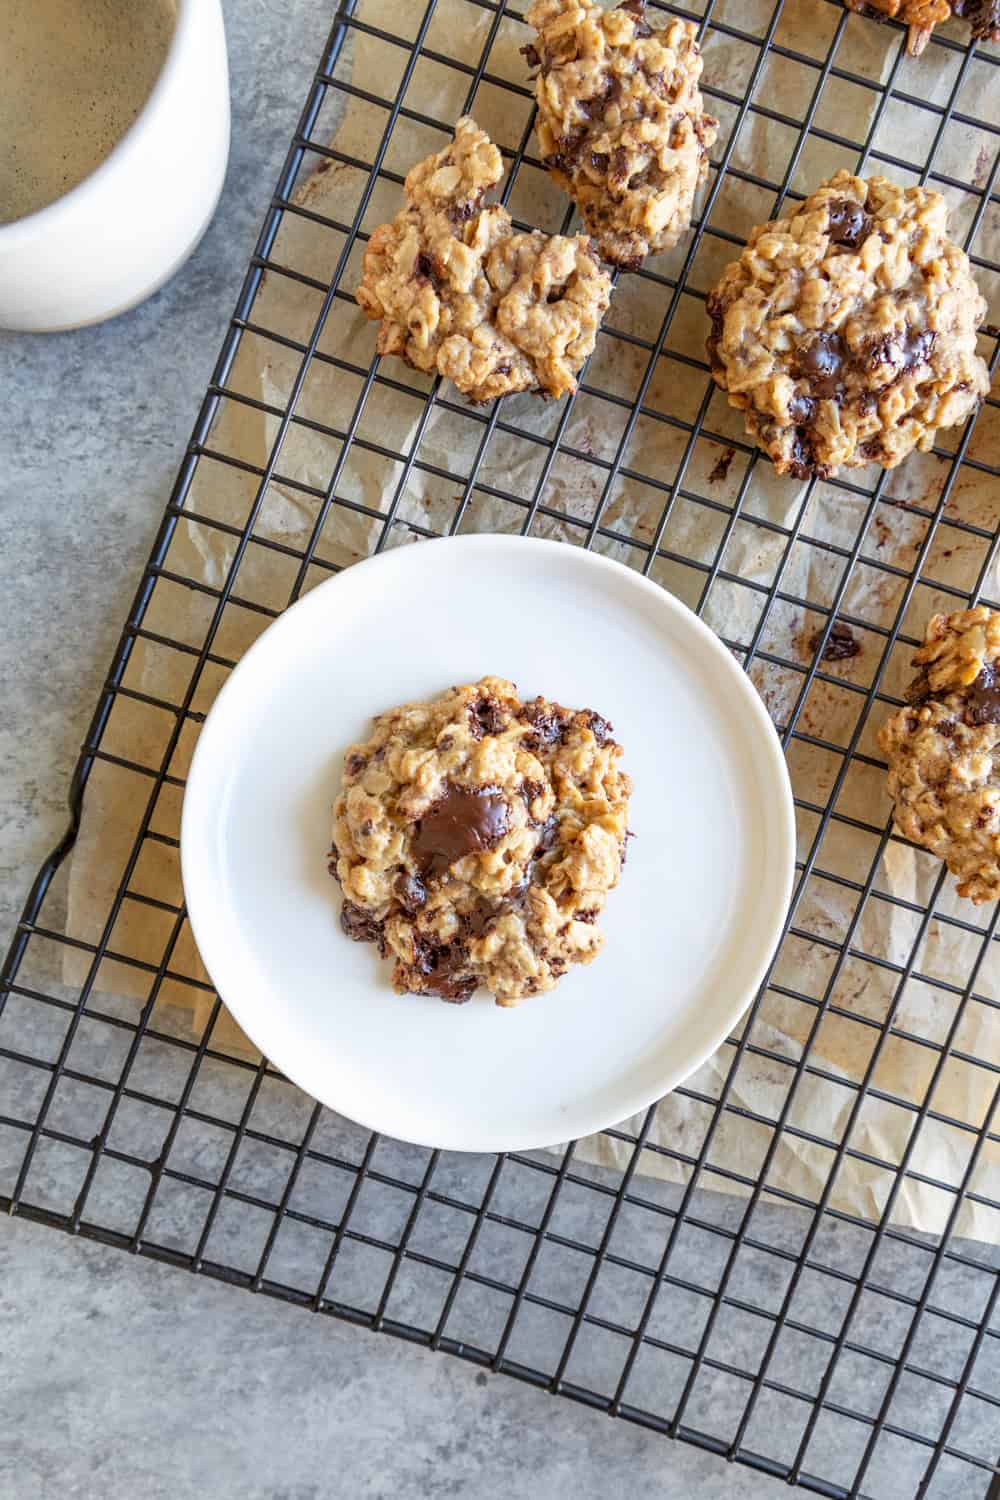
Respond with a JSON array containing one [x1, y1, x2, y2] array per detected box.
[[0, 0, 230, 332]]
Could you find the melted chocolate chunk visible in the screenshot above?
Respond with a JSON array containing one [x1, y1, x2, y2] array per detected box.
[[964, 663, 1000, 726], [585, 711, 614, 747], [795, 331, 845, 400], [395, 871, 427, 914], [412, 785, 510, 878], [590, 150, 610, 173], [340, 901, 387, 956], [469, 695, 506, 739], [411, 935, 477, 1003], [810, 620, 860, 662], [520, 41, 542, 68], [826, 198, 870, 249], [462, 897, 499, 937], [448, 201, 478, 224], [610, 144, 630, 184], [575, 907, 599, 923], [345, 752, 368, 777]]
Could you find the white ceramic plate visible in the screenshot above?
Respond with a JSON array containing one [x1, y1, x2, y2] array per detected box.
[[181, 535, 795, 1153]]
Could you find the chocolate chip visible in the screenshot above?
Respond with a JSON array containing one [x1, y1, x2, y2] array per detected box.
[[522, 700, 567, 751], [395, 871, 427, 914], [535, 815, 559, 855], [575, 907, 599, 923], [590, 151, 610, 172], [795, 331, 845, 401], [937, 719, 960, 742], [521, 778, 545, 809], [866, 327, 935, 379], [345, 752, 367, 777], [610, 144, 630, 184], [545, 127, 588, 173], [579, 74, 622, 123], [412, 785, 510, 879], [520, 41, 542, 68], [705, 292, 726, 367], [952, 0, 1000, 38], [904, 667, 932, 706], [788, 392, 815, 425], [826, 198, 870, 249], [789, 427, 818, 479], [469, 696, 505, 739], [448, 201, 478, 224], [621, 0, 652, 33], [585, 711, 614, 746], [810, 620, 860, 662], [964, 663, 1000, 726], [415, 252, 441, 291], [340, 901, 387, 956]]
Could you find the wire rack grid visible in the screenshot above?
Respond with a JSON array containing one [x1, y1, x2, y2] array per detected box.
[[3, 1, 1000, 1495]]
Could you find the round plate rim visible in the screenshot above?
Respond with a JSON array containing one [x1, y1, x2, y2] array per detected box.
[[181, 534, 796, 1151]]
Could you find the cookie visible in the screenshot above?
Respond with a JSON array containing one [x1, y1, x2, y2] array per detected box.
[[844, 0, 1000, 56], [354, 116, 611, 402], [524, 0, 717, 269], [878, 607, 1000, 903], [330, 676, 632, 1005], [706, 171, 990, 479]]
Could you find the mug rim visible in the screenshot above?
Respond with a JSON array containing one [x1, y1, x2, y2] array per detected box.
[[0, 0, 195, 247]]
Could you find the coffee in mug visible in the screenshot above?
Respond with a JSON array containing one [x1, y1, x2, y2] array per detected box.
[[1, 0, 178, 225]]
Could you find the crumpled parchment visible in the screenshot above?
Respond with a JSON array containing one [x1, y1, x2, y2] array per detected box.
[[62, 0, 1000, 1238]]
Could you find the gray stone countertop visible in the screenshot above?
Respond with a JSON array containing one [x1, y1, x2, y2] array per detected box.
[[2, 6, 994, 1499], [0, 2, 788, 1494]]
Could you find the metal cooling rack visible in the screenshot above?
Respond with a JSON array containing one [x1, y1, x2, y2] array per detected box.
[[3, 2, 1000, 1496]]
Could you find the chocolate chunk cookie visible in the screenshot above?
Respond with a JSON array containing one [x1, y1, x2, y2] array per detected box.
[[879, 607, 1000, 903], [706, 171, 990, 479], [355, 116, 611, 402], [330, 676, 632, 1004], [844, 0, 1000, 56], [524, 0, 717, 269]]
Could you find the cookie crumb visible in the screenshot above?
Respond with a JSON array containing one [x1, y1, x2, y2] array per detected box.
[[810, 621, 861, 663]]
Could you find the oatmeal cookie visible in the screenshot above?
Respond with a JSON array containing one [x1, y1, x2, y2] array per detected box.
[[329, 676, 632, 1005], [878, 607, 1000, 903], [706, 171, 990, 479], [354, 116, 611, 402], [524, 0, 717, 269], [844, 0, 1000, 56]]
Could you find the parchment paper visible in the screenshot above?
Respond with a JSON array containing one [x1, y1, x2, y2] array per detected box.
[[62, 0, 1000, 1238]]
